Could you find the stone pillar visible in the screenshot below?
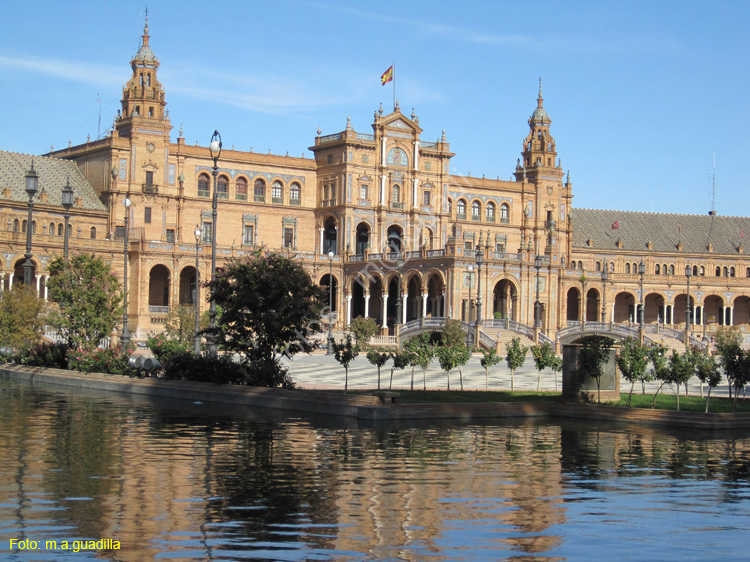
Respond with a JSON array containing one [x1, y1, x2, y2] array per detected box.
[[422, 292, 428, 318], [346, 294, 352, 326], [35, 274, 41, 297], [364, 293, 370, 318], [382, 293, 388, 328], [0, 273, 4, 292]]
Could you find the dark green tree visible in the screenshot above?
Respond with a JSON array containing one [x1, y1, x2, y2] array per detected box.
[[436, 344, 470, 391], [389, 348, 411, 389], [577, 336, 614, 403], [46, 253, 123, 350], [366, 348, 390, 389], [403, 333, 435, 390], [616, 337, 651, 406], [207, 251, 325, 384], [668, 350, 695, 411], [505, 337, 528, 391], [530, 341, 556, 392], [714, 326, 743, 399], [646, 343, 671, 408], [333, 333, 358, 391], [441, 318, 467, 348], [480, 348, 502, 390], [0, 284, 46, 350], [349, 316, 379, 350], [689, 346, 722, 413]]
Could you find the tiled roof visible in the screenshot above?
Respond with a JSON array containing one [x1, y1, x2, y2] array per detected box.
[[571, 208, 750, 256], [0, 151, 106, 211]]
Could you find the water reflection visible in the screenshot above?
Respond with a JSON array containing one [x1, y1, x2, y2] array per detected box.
[[1, 380, 749, 561]]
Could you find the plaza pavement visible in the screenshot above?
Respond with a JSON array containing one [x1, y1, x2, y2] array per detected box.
[[280, 351, 735, 398]]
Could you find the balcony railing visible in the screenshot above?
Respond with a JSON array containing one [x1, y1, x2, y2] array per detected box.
[[142, 184, 158, 194]]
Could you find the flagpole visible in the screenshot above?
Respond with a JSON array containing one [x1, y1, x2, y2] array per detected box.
[[392, 62, 396, 110]]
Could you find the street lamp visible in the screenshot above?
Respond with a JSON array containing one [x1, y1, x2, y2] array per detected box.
[[61, 178, 74, 260], [208, 130, 222, 357], [121, 197, 132, 347], [395, 252, 404, 327], [638, 260, 646, 336], [23, 162, 39, 287], [466, 264, 475, 348], [534, 255, 543, 329], [685, 264, 692, 336], [601, 263, 609, 323], [475, 245, 484, 342], [193, 224, 202, 355], [327, 250, 334, 355]]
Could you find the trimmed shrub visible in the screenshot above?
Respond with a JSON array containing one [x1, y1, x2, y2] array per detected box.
[[68, 345, 132, 374], [17, 342, 69, 369]]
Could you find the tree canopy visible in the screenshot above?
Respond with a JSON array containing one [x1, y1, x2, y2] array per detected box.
[[46, 253, 123, 350], [0, 284, 46, 349]]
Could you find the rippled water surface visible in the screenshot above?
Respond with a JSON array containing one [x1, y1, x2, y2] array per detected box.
[[1, 380, 750, 561]]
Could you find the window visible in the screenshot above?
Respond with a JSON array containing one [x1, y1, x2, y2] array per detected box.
[[290, 182, 301, 204], [145, 171, 154, 186], [198, 173, 210, 197], [668, 264, 675, 275], [243, 225, 254, 246], [471, 201, 481, 220], [716, 266, 721, 277], [655, 264, 660, 275], [57, 223, 63, 236], [496, 242, 505, 253], [284, 227, 294, 249], [486, 202, 495, 222], [360, 185, 369, 200], [272, 180, 283, 204], [49, 222, 55, 236], [144, 207, 152, 224], [236, 177, 248, 200], [202, 221, 213, 244], [166, 229, 175, 243], [90, 227, 96, 239], [423, 190, 431, 206], [447, 198, 453, 215], [217, 175, 228, 199], [392, 184, 401, 204], [626, 263, 631, 274], [115, 226, 125, 240], [500, 203, 510, 223], [457, 200, 466, 219], [464, 240, 473, 251], [254, 179, 266, 202]]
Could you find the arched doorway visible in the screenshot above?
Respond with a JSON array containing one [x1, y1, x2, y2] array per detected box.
[[586, 288, 600, 321], [350, 278, 365, 320], [493, 279, 517, 321], [644, 293, 664, 324], [406, 275, 421, 321], [614, 292, 636, 323], [387, 277, 400, 329], [386, 225, 403, 253], [704, 295, 725, 327], [674, 293, 695, 326], [179, 266, 198, 305], [733, 296, 750, 326], [149, 265, 171, 309], [369, 277, 384, 324], [13, 258, 37, 291], [320, 274, 338, 313], [355, 223, 370, 255], [426, 273, 444, 317], [566, 287, 581, 323]]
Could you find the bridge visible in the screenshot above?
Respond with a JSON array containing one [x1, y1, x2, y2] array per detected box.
[[557, 322, 706, 350]]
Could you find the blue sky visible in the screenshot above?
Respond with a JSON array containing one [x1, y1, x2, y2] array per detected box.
[[1, 1, 747, 216]]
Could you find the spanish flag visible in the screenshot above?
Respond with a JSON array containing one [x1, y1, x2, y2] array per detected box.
[[381, 65, 394, 85]]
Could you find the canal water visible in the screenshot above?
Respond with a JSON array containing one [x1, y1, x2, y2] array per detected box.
[[1, 379, 749, 562]]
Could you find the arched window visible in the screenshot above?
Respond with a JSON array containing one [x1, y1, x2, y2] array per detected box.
[[22, 220, 27, 233], [254, 179, 266, 202], [716, 266, 721, 276], [626, 263, 631, 274], [486, 202, 495, 221], [500, 203, 510, 223], [655, 264, 660, 275], [90, 227, 96, 239], [392, 184, 401, 205], [272, 180, 283, 203], [730, 267, 736, 277], [290, 182, 301, 203], [746, 267, 750, 278], [596, 261, 601, 272], [217, 175, 229, 199], [471, 201, 481, 220], [668, 264, 675, 275], [700, 266, 705, 276], [57, 223, 63, 236], [236, 177, 248, 200], [447, 198, 453, 215], [609, 262, 615, 273], [457, 199, 467, 219], [723, 266, 729, 277], [49, 222, 55, 236], [198, 173, 210, 197]]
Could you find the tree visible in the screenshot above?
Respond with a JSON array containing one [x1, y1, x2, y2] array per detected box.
[[668, 350, 695, 411], [505, 337, 527, 391], [436, 344, 470, 391], [207, 251, 326, 384], [349, 316, 379, 350], [480, 348, 502, 390], [46, 253, 123, 350], [164, 305, 208, 345], [366, 348, 390, 389], [690, 346, 722, 413], [714, 326, 743, 399], [0, 284, 46, 349], [389, 348, 411, 389], [646, 344, 671, 408], [577, 336, 613, 404], [550, 353, 563, 392], [441, 318, 467, 348], [616, 337, 651, 406], [530, 342, 556, 392], [404, 333, 435, 390], [332, 333, 358, 391]]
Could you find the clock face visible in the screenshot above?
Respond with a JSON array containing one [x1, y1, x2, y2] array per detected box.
[[146, 142, 155, 153]]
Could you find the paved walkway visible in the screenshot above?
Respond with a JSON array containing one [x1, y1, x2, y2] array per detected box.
[[281, 352, 737, 398]]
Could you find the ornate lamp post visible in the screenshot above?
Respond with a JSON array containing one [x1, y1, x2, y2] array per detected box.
[[474, 244, 484, 346], [685, 264, 692, 336], [327, 250, 334, 355], [638, 260, 646, 338], [23, 163, 39, 287], [193, 224, 202, 355], [534, 255, 543, 329], [601, 263, 609, 323], [466, 264, 475, 348], [61, 178, 74, 260], [395, 252, 404, 327], [121, 197, 132, 347], [208, 131, 222, 357]]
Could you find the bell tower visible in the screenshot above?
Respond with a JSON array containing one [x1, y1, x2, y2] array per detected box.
[[519, 77, 558, 177], [115, 11, 170, 139]]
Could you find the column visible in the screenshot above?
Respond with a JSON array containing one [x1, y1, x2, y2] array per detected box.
[[728, 306, 734, 326], [364, 294, 370, 318], [35, 274, 41, 297], [0, 273, 4, 292], [346, 294, 352, 326], [422, 292, 428, 318], [319, 228, 324, 254], [8, 273, 14, 287], [382, 293, 388, 328], [401, 293, 407, 325]]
